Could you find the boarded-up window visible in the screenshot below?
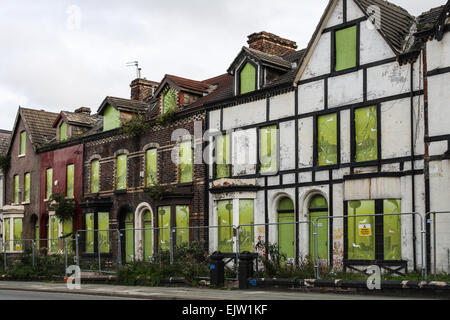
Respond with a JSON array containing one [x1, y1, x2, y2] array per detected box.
[[309, 195, 328, 262], [116, 155, 127, 190], [239, 200, 254, 253], [277, 198, 295, 259], [216, 134, 231, 178], [24, 173, 30, 203], [91, 160, 99, 194], [240, 62, 256, 94], [66, 164, 74, 198], [176, 205, 189, 246], [46, 168, 53, 200], [60, 122, 68, 142], [98, 212, 110, 253], [335, 25, 357, 71], [383, 200, 402, 260], [146, 149, 158, 187], [347, 200, 375, 260], [4, 219, 10, 251], [103, 105, 121, 131], [35, 219, 40, 249], [163, 88, 177, 115], [179, 141, 193, 183], [355, 106, 378, 162], [218, 200, 234, 253], [158, 206, 171, 251], [85, 213, 94, 253], [49, 216, 59, 253], [260, 125, 278, 174], [318, 113, 338, 166], [14, 175, 19, 204], [20, 131, 26, 155], [13, 218, 22, 251]]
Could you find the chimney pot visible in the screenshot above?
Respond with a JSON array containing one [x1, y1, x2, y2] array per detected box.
[[130, 78, 159, 102], [75, 107, 91, 114]]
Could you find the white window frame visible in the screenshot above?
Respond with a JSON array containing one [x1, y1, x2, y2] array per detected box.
[[1, 213, 24, 253]]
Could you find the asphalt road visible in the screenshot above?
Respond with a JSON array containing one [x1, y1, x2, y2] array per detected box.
[[0, 289, 138, 300]]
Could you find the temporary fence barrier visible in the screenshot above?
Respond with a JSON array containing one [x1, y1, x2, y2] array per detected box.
[[312, 212, 426, 280], [428, 211, 450, 279]]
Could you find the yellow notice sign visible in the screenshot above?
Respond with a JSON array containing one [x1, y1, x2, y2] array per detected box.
[[359, 224, 372, 236]]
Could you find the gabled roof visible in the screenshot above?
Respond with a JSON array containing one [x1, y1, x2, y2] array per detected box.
[[7, 107, 59, 154], [0, 130, 11, 156], [53, 110, 99, 128], [97, 96, 148, 115], [294, 0, 415, 83], [151, 74, 213, 99], [227, 47, 294, 74], [189, 74, 233, 108], [416, 1, 450, 40]]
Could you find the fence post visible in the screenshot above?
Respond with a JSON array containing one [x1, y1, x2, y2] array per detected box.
[[98, 231, 102, 274], [421, 214, 427, 281], [75, 232, 80, 267], [32, 240, 36, 268], [170, 227, 175, 265], [117, 230, 122, 268], [65, 238, 68, 271], [314, 220, 319, 279], [3, 240, 6, 270], [235, 226, 240, 281], [433, 212, 437, 280]]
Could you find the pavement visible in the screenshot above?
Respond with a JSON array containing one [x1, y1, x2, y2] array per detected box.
[[0, 281, 439, 300]]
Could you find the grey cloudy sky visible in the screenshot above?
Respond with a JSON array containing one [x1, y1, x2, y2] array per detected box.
[[0, 0, 446, 131]]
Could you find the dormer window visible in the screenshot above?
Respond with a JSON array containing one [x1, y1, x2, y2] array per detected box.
[[103, 105, 121, 131], [162, 88, 177, 115], [239, 62, 256, 95], [334, 25, 357, 72]]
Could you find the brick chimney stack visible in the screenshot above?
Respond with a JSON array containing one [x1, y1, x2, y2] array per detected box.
[[130, 78, 160, 102], [247, 31, 297, 56], [75, 107, 91, 114]]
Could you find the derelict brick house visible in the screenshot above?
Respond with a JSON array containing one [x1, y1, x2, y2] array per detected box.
[[205, 0, 450, 274], [2, 108, 58, 252], [0, 130, 12, 240], [80, 74, 230, 263]]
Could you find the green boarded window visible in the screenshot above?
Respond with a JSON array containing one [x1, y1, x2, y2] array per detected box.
[[67, 164, 74, 198], [146, 149, 158, 187], [98, 212, 110, 253], [239, 200, 254, 253], [218, 200, 234, 253], [347, 200, 375, 260], [14, 175, 19, 204], [158, 206, 171, 251], [63, 218, 73, 254], [318, 113, 338, 166], [85, 213, 94, 253], [49, 216, 59, 253], [309, 195, 328, 263], [60, 122, 68, 142], [103, 105, 121, 131], [163, 88, 177, 115], [125, 212, 134, 262], [5, 219, 10, 251], [116, 154, 127, 190], [240, 62, 256, 95], [46, 168, 53, 200], [20, 131, 26, 155], [260, 125, 278, 174], [277, 198, 295, 259], [91, 160, 99, 194], [143, 210, 153, 261], [335, 25, 357, 71], [13, 218, 22, 251], [24, 173, 30, 203], [179, 141, 193, 183], [176, 205, 189, 246], [355, 106, 378, 162], [216, 134, 230, 178], [383, 200, 402, 260]]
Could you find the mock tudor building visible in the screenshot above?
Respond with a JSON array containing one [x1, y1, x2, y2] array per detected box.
[[80, 74, 230, 262], [206, 0, 450, 273]]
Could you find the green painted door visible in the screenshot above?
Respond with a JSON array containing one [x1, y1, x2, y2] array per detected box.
[[125, 212, 134, 262], [277, 198, 295, 259], [309, 195, 329, 263], [143, 210, 152, 261]]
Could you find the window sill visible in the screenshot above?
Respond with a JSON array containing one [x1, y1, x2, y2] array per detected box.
[[21, 202, 30, 205], [18, 154, 25, 158]]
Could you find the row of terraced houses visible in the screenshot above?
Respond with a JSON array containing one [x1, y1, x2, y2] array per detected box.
[[0, 0, 449, 273]]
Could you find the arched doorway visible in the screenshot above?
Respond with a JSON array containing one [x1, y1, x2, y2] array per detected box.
[[309, 195, 328, 263], [277, 197, 295, 259]]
